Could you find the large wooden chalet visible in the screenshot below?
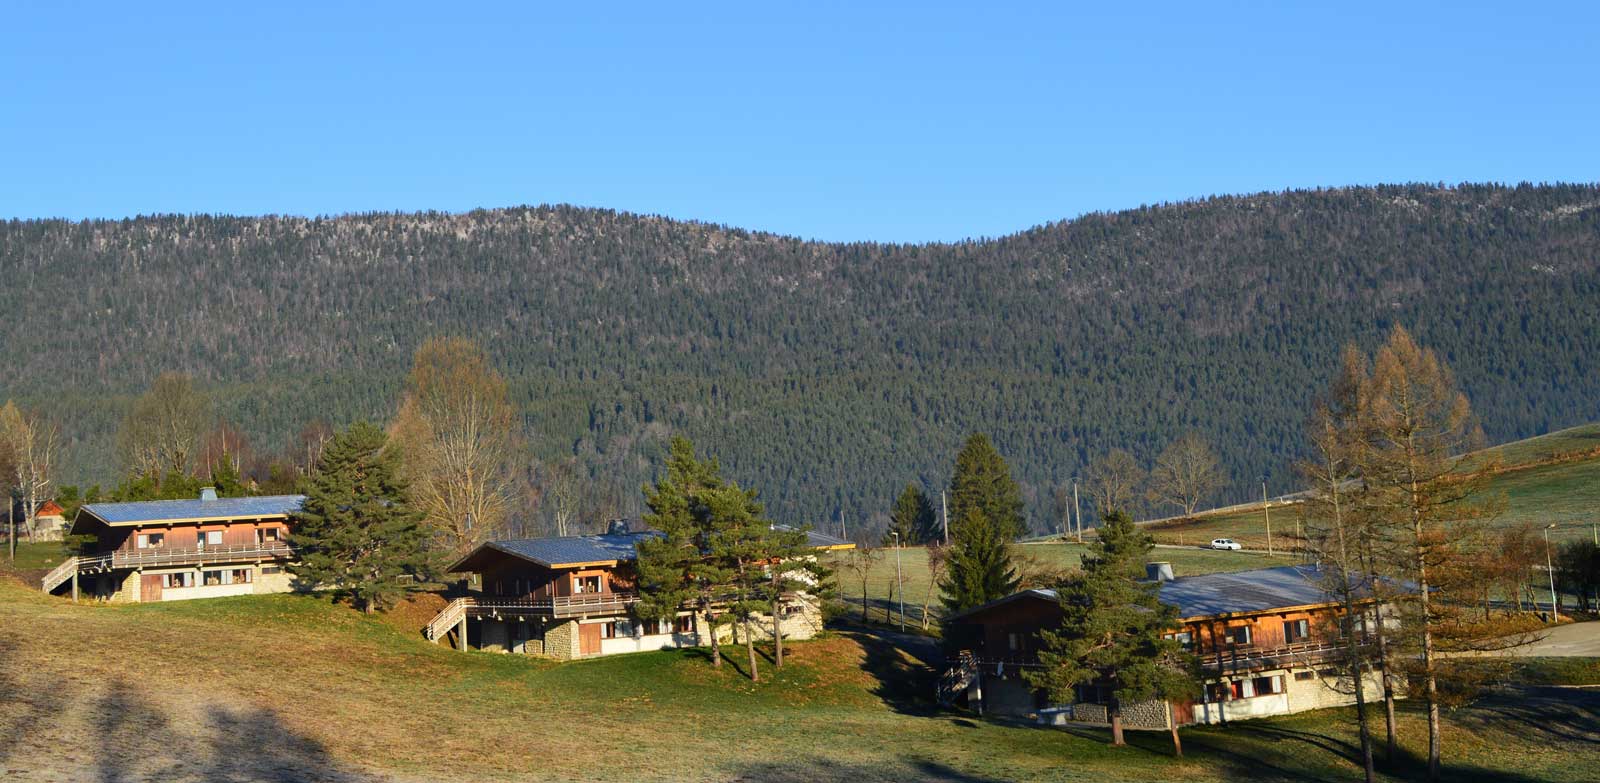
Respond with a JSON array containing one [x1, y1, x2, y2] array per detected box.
[[426, 523, 852, 660], [941, 564, 1394, 729], [42, 489, 303, 603]]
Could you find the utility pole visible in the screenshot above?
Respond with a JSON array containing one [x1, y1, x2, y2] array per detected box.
[[840, 508, 847, 541], [1262, 476, 1273, 557], [1544, 524, 1561, 621], [7, 490, 14, 562], [940, 491, 949, 545], [892, 531, 905, 631], [1074, 481, 1084, 542]]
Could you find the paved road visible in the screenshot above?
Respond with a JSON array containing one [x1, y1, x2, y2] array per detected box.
[[1506, 620, 1600, 657]]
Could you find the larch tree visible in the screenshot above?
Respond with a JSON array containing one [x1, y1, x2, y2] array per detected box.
[[1149, 433, 1222, 517], [1025, 511, 1198, 753], [1298, 344, 1378, 783], [1087, 447, 1145, 519], [289, 422, 440, 614], [887, 483, 933, 545], [117, 372, 210, 480], [1358, 325, 1501, 782], [390, 337, 517, 552]]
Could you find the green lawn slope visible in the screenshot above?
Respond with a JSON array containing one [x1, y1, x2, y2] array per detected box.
[[2, 576, 1594, 782]]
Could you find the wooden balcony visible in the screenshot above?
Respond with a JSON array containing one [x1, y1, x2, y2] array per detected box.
[[424, 591, 642, 640], [43, 543, 296, 593], [1202, 639, 1347, 673]]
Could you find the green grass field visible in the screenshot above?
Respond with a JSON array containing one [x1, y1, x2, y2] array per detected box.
[[1, 576, 1594, 782], [1146, 423, 1600, 550], [831, 542, 1302, 627]]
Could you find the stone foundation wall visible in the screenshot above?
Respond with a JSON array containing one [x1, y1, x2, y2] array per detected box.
[[544, 620, 578, 661]]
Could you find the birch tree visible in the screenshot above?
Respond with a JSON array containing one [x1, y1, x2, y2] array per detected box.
[[390, 337, 517, 552], [0, 402, 61, 543]]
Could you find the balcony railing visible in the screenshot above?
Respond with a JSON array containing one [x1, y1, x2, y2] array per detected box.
[[423, 592, 643, 642], [43, 542, 296, 593]]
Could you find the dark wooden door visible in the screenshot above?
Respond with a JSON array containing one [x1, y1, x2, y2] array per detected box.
[[1172, 700, 1195, 726], [140, 573, 163, 602], [579, 622, 602, 655]]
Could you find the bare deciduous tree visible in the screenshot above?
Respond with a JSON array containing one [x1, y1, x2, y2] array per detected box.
[[390, 337, 517, 552], [117, 372, 210, 478], [1148, 433, 1222, 516], [1087, 447, 1145, 518], [0, 401, 62, 544]]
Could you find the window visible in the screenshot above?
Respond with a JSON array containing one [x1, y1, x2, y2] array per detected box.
[[203, 570, 223, 586], [230, 569, 253, 584], [257, 527, 282, 543], [161, 572, 194, 588], [1251, 675, 1284, 696], [1226, 625, 1253, 646], [137, 533, 165, 549], [1284, 618, 1310, 644], [600, 621, 621, 639], [201, 568, 251, 586], [261, 566, 282, 575], [1295, 670, 1316, 681], [1007, 632, 1022, 652], [198, 530, 223, 548], [673, 615, 695, 634], [574, 575, 602, 594], [1167, 631, 1194, 649]]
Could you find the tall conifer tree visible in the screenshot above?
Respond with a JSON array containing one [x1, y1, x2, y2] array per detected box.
[[1025, 511, 1198, 751], [289, 422, 438, 614]]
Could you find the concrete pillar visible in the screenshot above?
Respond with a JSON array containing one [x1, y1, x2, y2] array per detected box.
[[456, 616, 468, 651], [71, 571, 79, 603]]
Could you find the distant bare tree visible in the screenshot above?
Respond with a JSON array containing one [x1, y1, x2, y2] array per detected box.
[[921, 542, 950, 629], [390, 337, 517, 552], [296, 419, 335, 477], [198, 420, 252, 479], [1087, 448, 1145, 518], [0, 401, 61, 543], [542, 457, 582, 537], [1148, 433, 1222, 516], [117, 372, 210, 477], [839, 546, 884, 622]]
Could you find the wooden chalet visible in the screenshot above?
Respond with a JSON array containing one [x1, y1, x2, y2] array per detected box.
[[941, 564, 1394, 729], [427, 522, 851, 660], [42, 489, 304, 603]]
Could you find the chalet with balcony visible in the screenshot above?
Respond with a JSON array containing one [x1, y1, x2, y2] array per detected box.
[[426, 523, 850, 660], [941, 564, 1394, 730], [42, 489, 303, 603]]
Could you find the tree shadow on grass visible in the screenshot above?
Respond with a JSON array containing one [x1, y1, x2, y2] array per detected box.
[[1452, 685, 1600, 747], [728, 756, 1007, 783], [0, 639, 80, 772], [86, 677, 367, 783], [838, 629, 939, 717]]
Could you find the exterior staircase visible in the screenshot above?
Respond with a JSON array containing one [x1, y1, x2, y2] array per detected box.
[[41, 557, 81, 593]]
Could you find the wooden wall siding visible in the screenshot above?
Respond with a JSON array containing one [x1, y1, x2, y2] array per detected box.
[[112, 519, 290, 553], [1187, 607, 1332, 656]]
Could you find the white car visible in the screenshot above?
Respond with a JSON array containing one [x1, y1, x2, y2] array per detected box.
[[1209, 538, 1243, 551]]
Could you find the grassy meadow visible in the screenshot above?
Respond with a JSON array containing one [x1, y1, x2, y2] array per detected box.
[[0, 575, 1595, 782], [830, 542, 1301, 628], [1144, 423, 1600, 550]]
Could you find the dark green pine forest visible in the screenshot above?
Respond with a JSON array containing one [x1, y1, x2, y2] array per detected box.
[[2, 183, 1598, 534]]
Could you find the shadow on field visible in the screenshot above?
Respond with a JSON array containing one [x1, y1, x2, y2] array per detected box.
[[86, 677, 365, 783], [729, 756, 1006, 783], [838, 629, 940, 717]]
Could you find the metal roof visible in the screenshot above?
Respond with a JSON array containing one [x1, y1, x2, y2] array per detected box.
[[78, 495, 306, 526], [949, 565, 1347, 622], [1155, 565, 1338, 618], [481, 531, 663, 568]]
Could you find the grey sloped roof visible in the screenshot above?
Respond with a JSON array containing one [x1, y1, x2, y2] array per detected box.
[[78, 495, 306, 526], [949, 565, 1345, 622], [482, 531, 663, 568], [772, 524, 854, 550], [1157, 565, 1335, 618]]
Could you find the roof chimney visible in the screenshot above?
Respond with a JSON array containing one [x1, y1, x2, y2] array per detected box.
[[199, 487, 218, 502], [606, 519, 630, 536], [1146, 561, 1175, 582]]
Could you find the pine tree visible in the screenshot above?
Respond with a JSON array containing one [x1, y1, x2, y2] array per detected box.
[[938, 507, 1018, 614], [759, 523, 831, 668], [949, 434, 1027, 539], [1025, 511, 1199, 752], [288, 422, 438, 614], [636, 437, 736, 670], [886, 483, 933, 545]]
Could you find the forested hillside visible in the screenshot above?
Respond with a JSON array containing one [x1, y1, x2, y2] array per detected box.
[[3, 183, 1599, 534]]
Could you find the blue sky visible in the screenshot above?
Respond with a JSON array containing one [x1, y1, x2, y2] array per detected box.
[[3, 2, 1597, 241]]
